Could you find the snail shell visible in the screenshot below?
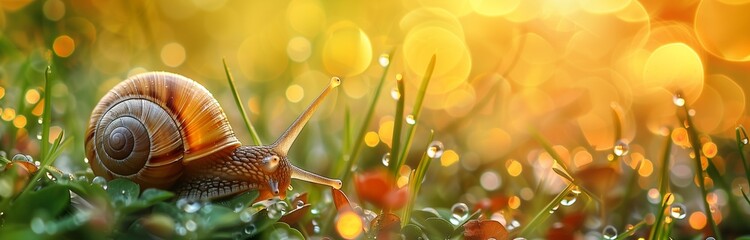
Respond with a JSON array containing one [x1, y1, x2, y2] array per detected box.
[[85, 72, 240, 189]]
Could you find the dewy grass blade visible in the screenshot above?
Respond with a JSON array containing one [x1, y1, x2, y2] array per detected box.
[[658, 132, 673, 197], [614, 219, 646, 240], [397, 54, 436, 172], [17, 67, 64, 198], [389, 75, 406, 177], [402, 130, 435, 227], [736, 126, 750, 205], [680, 103, 721, 239], [648, 193, 673, 240], [223, 58, 262, 145], [519, 184, 574, 237], [341, 49, 395, 185]]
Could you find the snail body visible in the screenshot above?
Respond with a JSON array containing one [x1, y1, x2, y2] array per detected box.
[[85, 72, 341, 200]]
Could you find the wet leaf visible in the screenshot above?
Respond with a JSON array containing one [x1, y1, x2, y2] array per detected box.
[[369, 212, 401, 239], [262, 222, 304, 239], [106, 178, 139, 202], [401, 223, 425, 239], [279, 204, 310, 224], [423, 217, 454, 239], [6, 184, 70, 223], [216, 190, 259, 209], [463, 219, 508, 240], [140, 188, 174, 204], [332, 187, 353, 211]]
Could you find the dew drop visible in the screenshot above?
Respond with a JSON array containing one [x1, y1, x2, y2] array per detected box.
[[688, 109, 696, 116], [31, 217, 45, 234], [561, 192, 578, 206], [83, 158, 89, 163], [185, 220, 197, 232], [244, 224, 256, 235], [11, 154, 29, 162], [670, 203, 686, 219], [613, 140, 629, 157], [378, 54, 390, 68], [552, 204, 559, 211], [571, 185, 582, 194], [234, 203, 245, 212], [295, 200, 305, 208], [673, 93, 685, 107], [427, 141, 444, 159], [36, 132, 42, 140], [92, 176, 107, 189], [381, 153, 391, 166], [240, 209, 254, 223], [602, 225, 618, 240], [312, 219, 321, 233], [37, 118, 43, 124], [450, 202, 469, 223], [287, 185, 293, 191], [706, 237, 716, 240], [390, 87, 400, 100], [175, 225, 187, 236], [276, 201, 288, 215], [177, 199, 201, 213], [405, 114, 416, 125]]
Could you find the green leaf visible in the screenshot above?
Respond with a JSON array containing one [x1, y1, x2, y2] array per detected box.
[[262, 222, 304, 240], [140, 188, 174, 204], [106, 178, 140, 202], [422, 217, 454, 240], [401, 224, 425, 239], [410, 209, 441, 225], [6, 184, 70, 223], [216, 190, 260, 210]]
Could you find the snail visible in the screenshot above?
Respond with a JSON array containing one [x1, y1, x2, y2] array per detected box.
[[84, 72, 342, 201]]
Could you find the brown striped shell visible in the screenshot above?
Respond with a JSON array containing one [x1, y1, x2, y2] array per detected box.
[[84, 72, 240, 190]]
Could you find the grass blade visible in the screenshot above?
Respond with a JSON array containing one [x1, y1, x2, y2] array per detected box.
[[614, 220, 646, 240], [736, 126, 750, 206], [340, 49, 395, 184], [223, 58, 262, 145], [402, 130, 435, 227], [518, 183, 574, 237], [389, 75, 405, 177], [396, 54, 436, 171], [648, 193, 673, 240], [680, 102, 721, 239], [41, 66, 52, 164]]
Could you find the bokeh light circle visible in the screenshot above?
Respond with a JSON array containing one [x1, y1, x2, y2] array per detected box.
[[695, 0, 750, 62], [322, 21, 373, 77]]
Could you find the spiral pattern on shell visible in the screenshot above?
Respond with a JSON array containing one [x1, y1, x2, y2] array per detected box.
[[85, 72, 240, 190]]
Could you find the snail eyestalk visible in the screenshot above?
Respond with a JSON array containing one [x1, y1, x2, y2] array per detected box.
[[272, 77, 341, 154], [290, 165, 343, 189]]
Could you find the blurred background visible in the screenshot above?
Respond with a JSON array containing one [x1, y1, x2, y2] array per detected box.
[[1, 0, 750, 237]]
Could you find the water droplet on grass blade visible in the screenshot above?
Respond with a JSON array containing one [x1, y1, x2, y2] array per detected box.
[[378, 54, 390, 67], [670, 203, 687, 219], [427, 141, 444, 159], [613, 140, 629, 156], [405, 114, 416, 125], [390, 87, 400, 100], [673, 93, 685, 107], [561, 191, 578, 206], [602, 225, 617, 239], [382, 153, 390, 166]]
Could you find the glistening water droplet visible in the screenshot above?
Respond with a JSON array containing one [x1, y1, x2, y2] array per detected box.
[[295, 200, 305, 208], [244, 224, 256, 235], [560, 191, 578, 206], [670, 203, 687, 219], [427, 141, 444, 159], [390, 87, 400, 100], [405, 114, 416, 125], [451, 202, 469, 223], [602, 225, 618, 240], [673, 93, 685, 107], [185, 220, 197, 231], [378, 54, 390, 68], [382, 153, 390, 166], [613, 140, 629, 157]]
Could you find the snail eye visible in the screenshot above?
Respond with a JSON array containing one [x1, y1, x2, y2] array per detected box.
[[261, 155, 280, 173]]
